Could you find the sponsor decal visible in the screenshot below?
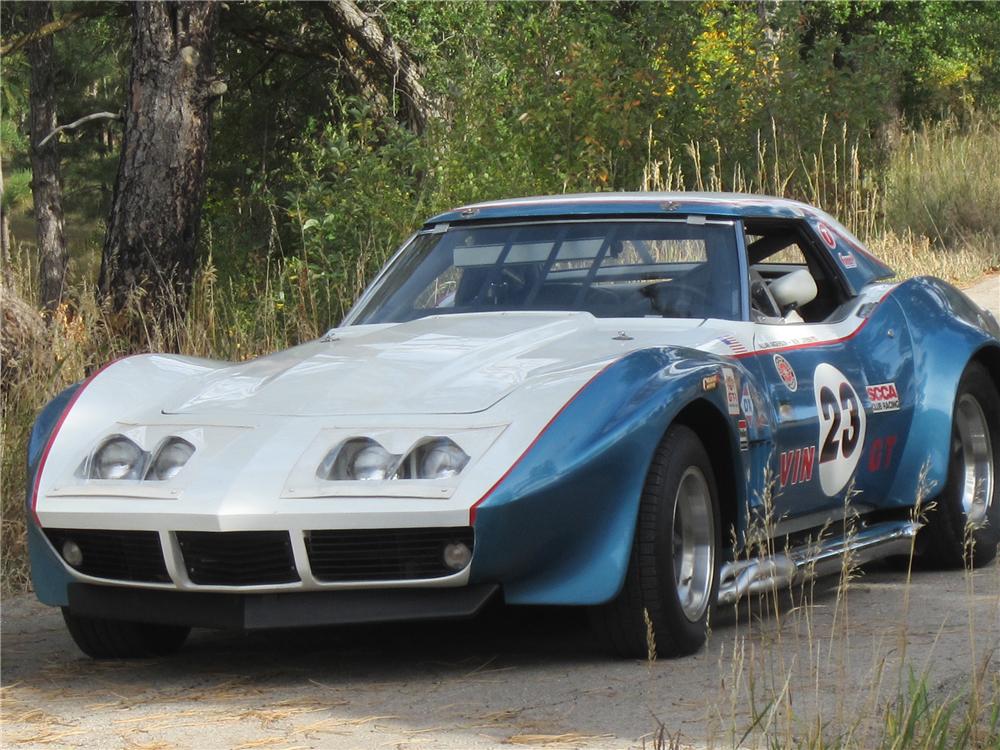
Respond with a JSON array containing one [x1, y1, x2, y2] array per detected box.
[[818, 222, 837, 249], [779, 446, 816, 488], [740, 383, 754, 419], [814, 363, 867, 496], [702, 373, 719, 391], [738, 419, 749, 451], [838, 251, 857, 269], [773, 354, 798, 392], [719, 335, 749, 355], [866, 382, 900, 412], [868, 435, 898, 473], [722, 367, 740, 415], [757, 335, 819, 351]]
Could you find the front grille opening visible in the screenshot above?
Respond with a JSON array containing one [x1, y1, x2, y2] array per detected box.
[[305, 527, 474, 582], [176, 530, 299, 586], [44, 528, 170, 583]]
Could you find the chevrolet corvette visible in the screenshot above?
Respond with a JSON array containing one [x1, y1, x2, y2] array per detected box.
[[26, 193, 1000, 659]]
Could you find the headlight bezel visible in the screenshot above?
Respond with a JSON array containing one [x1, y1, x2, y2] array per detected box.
[[81, 432, 198, 482], [317, 435, 472, 482]]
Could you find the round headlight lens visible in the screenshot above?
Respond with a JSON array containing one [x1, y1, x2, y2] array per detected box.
[[319, 438, 397, 481], [417, 438, 469, 479], [147, 437, 195, 480], [91, 435, 145, 480]]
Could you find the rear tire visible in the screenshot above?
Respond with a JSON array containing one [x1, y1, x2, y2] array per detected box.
[[61, 608, 190, 659], [919, 362, 1000, 569], [590, 424, 721, 658]]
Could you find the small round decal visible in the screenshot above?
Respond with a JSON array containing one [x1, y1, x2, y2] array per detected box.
[[818, 222, 837, 249], [813, 363, 867, 496], [773, 354, 797, 392]]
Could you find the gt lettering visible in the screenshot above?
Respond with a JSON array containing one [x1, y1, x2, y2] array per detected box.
[[813, 363, 867, 496], [867, 435, 898, 472]]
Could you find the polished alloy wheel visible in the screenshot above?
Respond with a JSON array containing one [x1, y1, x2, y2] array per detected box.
[[954, 393, 995, 528], [672, 466, 715, 622]]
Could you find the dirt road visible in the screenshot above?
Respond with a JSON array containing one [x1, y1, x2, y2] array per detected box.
[[3, 276, 999, 750]]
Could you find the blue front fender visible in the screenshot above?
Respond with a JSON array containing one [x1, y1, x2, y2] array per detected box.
[[469, 347, 762, 605], [26, 383, 81, 606]]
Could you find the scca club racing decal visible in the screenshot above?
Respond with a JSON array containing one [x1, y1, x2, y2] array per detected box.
[[813, 363, 867, 496], [773, 354, 797, 392], [779, 446, 816, 488], [838, 251, 857, 269], [866, 382, 900, 412]]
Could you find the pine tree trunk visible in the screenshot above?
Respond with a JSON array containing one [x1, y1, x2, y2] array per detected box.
[[26, 1, 68, 313], [1, 159, 12, 269], [98, 1, 220, 318]]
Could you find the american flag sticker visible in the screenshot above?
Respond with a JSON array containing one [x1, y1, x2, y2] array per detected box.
[[719, 335, 748, 355]]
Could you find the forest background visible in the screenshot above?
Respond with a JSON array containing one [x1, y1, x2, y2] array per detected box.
[[2, 0, 1000, 590]]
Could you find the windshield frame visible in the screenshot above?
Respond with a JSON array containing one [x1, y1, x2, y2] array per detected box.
[[341, 218, 750, 326]]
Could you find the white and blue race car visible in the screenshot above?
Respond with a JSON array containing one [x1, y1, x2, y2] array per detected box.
[[26, 193, 1000, 659]]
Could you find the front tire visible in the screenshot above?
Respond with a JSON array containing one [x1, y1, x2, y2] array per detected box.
[[590, 424, 721, 658], [919, 362, 1000, 569], [61, 608, 190, 659]]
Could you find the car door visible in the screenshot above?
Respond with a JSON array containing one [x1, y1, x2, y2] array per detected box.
[[751, 325, 871, 533]]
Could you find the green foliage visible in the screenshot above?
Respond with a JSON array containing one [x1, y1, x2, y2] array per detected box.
[[1, 168, 32, 213]]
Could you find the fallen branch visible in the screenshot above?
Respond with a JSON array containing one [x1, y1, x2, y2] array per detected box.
[[37, 111, 121, 149]]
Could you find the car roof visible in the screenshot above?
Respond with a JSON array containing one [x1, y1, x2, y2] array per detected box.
[[425, 192, 820, 225], [424, 192, 894, 294]]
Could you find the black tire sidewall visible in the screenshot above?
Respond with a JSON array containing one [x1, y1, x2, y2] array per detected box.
[[643, 425, 722, 654]]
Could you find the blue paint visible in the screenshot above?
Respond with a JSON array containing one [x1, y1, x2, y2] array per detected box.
[[888, 277, 1000, 504], [470, 349, 762, 605], [25, 383, 81, 606]]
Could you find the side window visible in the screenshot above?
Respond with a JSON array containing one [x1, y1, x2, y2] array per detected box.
[[744, 220, 849, 324]]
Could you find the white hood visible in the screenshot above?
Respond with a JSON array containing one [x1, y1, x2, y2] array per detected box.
[[162, 312, 723, 417]]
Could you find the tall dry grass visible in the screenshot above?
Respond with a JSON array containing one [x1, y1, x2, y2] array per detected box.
[[885, 116, 1000, 246]]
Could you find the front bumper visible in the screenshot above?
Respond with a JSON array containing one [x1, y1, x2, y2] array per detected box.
[[68, 581, 499, 630], [32, 525, 476, 602]]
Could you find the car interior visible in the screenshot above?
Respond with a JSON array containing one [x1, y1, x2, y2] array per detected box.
[[743, 219, 852, 324]]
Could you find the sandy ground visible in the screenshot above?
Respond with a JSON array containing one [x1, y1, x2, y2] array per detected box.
[[2, 276, 999, 750]]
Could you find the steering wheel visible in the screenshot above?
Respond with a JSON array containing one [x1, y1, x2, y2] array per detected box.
[[749, 273, 782, 319]]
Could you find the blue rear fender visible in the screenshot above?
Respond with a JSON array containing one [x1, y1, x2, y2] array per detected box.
[[889, 277, 1000, 506], [469, 347, 765, 606]]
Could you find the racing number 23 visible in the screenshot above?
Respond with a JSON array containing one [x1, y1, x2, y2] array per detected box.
[[813, 363, 867, 496], [819, 383, 861, 463]]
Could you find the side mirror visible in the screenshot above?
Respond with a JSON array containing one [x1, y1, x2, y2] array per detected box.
[[769, 268, 817, 315]]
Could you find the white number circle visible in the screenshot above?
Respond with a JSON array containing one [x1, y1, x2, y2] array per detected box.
[[813, 363, 866, 496]]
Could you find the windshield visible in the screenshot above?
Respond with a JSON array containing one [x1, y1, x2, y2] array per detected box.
[[350, 220, 743, 324]]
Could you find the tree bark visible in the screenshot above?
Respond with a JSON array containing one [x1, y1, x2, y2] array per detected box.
[[26, 1, 69, 313], [1, 159, 11, 269], [320, 0, 439, 132], [98, 1, 221, 317]]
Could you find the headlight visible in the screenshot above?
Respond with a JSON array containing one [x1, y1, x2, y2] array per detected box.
[[398, 438, 469, 480], [146, 437, 195, 480], [90, 435, 146, 480], [318, 438, 398, 481]]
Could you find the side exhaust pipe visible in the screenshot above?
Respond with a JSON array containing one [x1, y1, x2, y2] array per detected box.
[[717, 519, 920, 605]]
